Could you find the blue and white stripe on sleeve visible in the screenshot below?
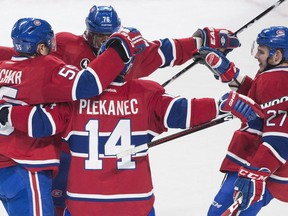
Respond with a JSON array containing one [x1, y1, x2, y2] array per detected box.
[[72, 67, 102, 100], [158, 38, 176, 68], [29, 105, 56, 138], [164, 97, 189, 129]]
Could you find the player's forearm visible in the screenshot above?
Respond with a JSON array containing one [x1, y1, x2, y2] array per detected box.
[[10, 104, 70, 138], [165, 97, 217, 129], [9, 105, 32, 133], [172, 37, 198, 65], [229, 74, 253, 94]]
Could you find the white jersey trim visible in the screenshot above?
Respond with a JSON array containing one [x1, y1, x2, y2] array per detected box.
[[12, 158, 60, 165], [226, 151, 251, 166], [64, 129, 159, 141], [66, 189, 154, 200]]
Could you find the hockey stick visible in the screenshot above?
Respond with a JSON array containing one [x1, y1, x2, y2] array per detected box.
[[116, 114, 233, 159], [162, 60, 199, 87], [221, 193, 243, 216], [116, 94, 288, 159], [233, 0, 286, 36], [161, 0, 286, 87]]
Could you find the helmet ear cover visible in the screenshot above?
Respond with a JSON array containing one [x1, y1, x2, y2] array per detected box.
[[11, 18, 55, 55]]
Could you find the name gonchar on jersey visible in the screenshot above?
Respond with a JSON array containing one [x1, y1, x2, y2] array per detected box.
[[0, 68, 22, 84]]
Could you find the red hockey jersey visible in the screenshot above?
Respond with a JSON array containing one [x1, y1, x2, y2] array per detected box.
[[10, 78, 217, 216], [220, 67, 288, 202], [0, 48, 125, 173]]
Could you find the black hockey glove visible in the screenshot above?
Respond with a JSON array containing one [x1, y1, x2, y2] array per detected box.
[[0, 104, 11, 126], [102, 27, 147, 75]]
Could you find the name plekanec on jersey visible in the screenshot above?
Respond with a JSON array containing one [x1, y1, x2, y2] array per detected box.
[[79, 98, 139, 116]]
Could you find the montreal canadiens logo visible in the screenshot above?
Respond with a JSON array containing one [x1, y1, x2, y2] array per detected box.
[[276, 29, 285, 37], [33, 20, 41, 26], [51, 189, 63, 198]]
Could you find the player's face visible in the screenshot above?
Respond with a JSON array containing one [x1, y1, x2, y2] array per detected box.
[[94, 33, 110, 49], [86, 31, 110, 49], [254, 45, 270, 72]]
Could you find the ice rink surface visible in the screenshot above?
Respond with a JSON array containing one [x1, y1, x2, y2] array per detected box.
[[0, 0, 287, 215]]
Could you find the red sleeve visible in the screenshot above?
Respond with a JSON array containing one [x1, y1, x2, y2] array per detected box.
[[0, 46, 17, 60], [172, 37, 198, 65], [125, 37, 197, 80], [88, 48, 124, 89], [251, 144, 282, 173], [10, 105, 33, 133], [190, 98, 217, 126], [237, 75, 253, 95]]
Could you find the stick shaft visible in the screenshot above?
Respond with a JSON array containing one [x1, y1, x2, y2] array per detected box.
[[221, 194, 243, 216], [149, 114, 233, 148], [234, 0, 286, 35], [117, 114, 233, 158], [161, 60, 199, 87]]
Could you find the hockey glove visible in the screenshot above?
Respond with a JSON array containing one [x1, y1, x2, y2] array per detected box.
[[192, 27, 240, 54], [219, 91, 264, 122], [105, 27, 147, 75], [99, 40, 134, 76], [241, 114, 263, 136], [234, 165, 270, 211], [198, 47, 240, 83], [0, 103, 11, 127]]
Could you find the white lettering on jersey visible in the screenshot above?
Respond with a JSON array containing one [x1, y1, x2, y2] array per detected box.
[[79, 98, 139, 116], [0, 69, 22, 84], [261, 96, 288, 109]]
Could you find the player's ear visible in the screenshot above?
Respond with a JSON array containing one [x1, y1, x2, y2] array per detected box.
[[272, 49, 284, 64], [36, 43, 49, 56]]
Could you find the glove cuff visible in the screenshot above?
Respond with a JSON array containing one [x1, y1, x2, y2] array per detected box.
[[228, 73, 245, 91], [238, 165, 271, 180], [193, 37, 203, 49]]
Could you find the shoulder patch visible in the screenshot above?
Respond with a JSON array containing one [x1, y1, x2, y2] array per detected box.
[[80, 58, 90, 69]]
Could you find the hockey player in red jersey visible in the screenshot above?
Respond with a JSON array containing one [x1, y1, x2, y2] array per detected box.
[[0, 6, 123, 215], [198, 26, 288, 215], [49, 6, 122, 215], [0, 47, 263, 216], [34, 5, 241, 215], [0, 17, 146, 216]]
